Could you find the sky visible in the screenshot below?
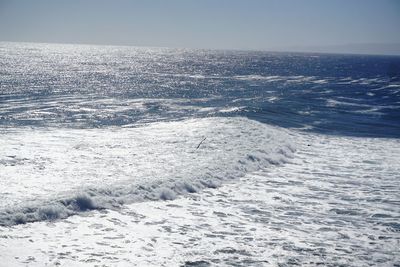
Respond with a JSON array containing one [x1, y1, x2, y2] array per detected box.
[[0, 0, 399, 54]]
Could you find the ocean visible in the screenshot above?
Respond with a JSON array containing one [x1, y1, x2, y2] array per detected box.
[[0, 42, 399, 266]]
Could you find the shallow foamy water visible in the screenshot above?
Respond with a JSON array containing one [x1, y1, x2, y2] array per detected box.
[[0, 117, 294, 226], [1, 131, 399, 266]]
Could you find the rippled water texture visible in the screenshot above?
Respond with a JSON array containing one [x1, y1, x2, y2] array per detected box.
[[1, 42, 399, 136], [0, 42, 399, 266]]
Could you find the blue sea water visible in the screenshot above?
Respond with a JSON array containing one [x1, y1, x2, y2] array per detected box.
[[0, 42, 400, 266], [1, 42, 399, 137]]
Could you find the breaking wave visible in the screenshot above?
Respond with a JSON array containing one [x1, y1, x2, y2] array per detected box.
[[0, 117, 295, 226]]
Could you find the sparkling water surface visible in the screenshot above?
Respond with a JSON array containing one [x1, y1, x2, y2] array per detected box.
[[0, 42, 399, 266]]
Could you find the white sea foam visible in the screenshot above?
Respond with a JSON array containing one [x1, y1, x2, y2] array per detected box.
[[233, 75, 327, 85], [234, 75, 282, 81], [0, 117, 295, 225], [1, 129, 399, 266], [325, 98, 398, 110], [218, 106, 245, 113]]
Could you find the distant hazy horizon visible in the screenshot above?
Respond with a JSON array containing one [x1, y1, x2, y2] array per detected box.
[[1, 40, 400, 57], [1, 0, 399, 55]]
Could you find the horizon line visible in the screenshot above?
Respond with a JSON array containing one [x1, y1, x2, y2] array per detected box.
[[1, 39, 400, 57]]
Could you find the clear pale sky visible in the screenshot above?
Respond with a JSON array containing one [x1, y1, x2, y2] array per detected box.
[[0, 0, 399, 54]]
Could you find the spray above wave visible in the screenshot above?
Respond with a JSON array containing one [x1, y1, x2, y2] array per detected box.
[[0, 117, 295, 226]]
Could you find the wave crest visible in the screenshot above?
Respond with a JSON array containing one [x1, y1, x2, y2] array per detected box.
[[0, 117, 295, 226]]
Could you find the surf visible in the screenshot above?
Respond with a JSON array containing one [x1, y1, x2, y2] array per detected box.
[[0, 116, 295, 226]]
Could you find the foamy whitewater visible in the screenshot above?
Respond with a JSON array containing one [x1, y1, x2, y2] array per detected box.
[[0, 42, 399, 266]]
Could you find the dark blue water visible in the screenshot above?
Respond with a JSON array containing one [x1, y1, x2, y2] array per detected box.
[[1, 42, 399, 137]]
